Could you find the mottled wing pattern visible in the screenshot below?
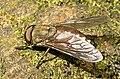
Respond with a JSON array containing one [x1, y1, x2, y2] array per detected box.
[[45, 26, 103, 62]]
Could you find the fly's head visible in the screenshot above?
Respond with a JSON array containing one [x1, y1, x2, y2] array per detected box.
[[24, 25, 57, 45]]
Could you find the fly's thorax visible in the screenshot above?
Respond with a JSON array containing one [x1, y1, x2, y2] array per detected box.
[[32, 25, 57, 44]]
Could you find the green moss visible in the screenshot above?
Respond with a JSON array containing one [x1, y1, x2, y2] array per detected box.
[[0, 0, 120, 79]]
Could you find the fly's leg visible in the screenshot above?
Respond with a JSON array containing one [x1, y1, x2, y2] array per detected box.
[[36, 48, 50, 69], [15, 45, 33, 50]]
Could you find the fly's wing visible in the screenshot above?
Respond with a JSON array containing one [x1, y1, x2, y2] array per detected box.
[[45, 30, 103, 62], [54, 16, 108, 29]]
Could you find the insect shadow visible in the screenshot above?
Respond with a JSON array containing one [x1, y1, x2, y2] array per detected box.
[[16, 44, 103, 78]]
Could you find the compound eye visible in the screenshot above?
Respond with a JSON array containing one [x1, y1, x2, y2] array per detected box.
[[24, 25, 35, 44]]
